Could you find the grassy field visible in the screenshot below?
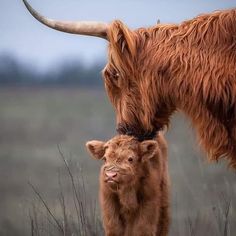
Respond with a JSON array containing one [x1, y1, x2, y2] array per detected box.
[[0, 87, 235, 235]]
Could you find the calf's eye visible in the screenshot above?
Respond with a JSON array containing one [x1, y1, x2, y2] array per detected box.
[[128, 157, 133, 163], [102, 157, 107, 162]]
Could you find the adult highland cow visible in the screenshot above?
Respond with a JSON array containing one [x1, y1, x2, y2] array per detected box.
[[23, 0, 236, 168]]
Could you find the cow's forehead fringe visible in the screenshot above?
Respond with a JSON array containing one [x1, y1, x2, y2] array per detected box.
[[105, 135, 139, 150]]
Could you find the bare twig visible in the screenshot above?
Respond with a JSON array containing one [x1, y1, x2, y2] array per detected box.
[[28, 182, 63, 234], [57, 145, 85, 234]]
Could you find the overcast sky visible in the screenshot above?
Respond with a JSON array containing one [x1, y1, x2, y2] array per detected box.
[[1, 0, 235, 71]]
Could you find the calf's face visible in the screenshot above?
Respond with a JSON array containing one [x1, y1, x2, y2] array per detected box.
[[86, 135, 158, 191]]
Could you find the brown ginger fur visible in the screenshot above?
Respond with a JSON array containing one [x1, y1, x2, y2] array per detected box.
[[103, 8, 236, 168], [86, 133, 169, 236]]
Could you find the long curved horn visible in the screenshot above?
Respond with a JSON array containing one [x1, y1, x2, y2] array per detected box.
[[22, 0, 108, 40]]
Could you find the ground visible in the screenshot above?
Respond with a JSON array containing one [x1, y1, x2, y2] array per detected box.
[[0, 87, 235, 236]]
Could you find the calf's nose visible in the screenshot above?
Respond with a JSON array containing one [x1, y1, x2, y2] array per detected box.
[[105, 171, 117, 178]]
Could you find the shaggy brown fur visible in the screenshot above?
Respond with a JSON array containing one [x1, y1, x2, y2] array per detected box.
[[86, 133, 169, 236], [103, 8, 236, 168]]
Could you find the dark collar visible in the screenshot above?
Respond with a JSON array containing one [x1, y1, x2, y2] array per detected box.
[[116, 123, 159, 142]]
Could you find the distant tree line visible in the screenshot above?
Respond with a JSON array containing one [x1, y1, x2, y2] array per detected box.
[[0, 54, 105, 87]]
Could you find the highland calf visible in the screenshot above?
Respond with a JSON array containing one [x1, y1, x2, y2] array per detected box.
[[86, 133, 169, 236]]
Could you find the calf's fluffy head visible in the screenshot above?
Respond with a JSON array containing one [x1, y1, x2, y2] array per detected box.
[[86, 135, 160, 191]]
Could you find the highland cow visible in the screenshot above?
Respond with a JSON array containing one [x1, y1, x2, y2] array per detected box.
[[86, 133, 169, 236], [23, 1, 236, 168]]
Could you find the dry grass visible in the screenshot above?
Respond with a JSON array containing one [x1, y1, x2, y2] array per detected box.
[[184, 194, 232, 236], [28, 146, 103, 236]]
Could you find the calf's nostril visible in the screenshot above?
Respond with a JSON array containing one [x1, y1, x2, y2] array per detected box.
[[105, 171, 117, 178]]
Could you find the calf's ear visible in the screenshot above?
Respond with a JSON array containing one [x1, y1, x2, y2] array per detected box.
[[86, 141, 105, 160], [140, 140, 158, 162]]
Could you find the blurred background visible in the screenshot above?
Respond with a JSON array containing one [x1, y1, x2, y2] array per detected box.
[[1, 0, 236, 235]]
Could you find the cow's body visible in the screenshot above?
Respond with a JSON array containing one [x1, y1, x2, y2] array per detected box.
[[86, 134, 170, 236], [104, 9, 236, 168]]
